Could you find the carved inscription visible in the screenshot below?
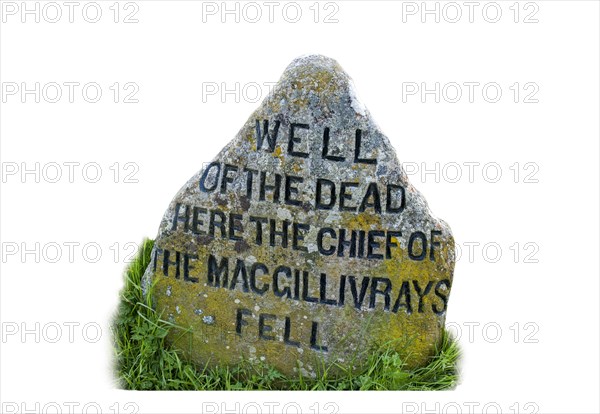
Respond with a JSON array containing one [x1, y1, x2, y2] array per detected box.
[[152, 119, 451, 353], [145, 55, 455, 374]]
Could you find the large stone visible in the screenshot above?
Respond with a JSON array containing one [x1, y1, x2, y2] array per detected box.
[[143, 55, 455, 377]]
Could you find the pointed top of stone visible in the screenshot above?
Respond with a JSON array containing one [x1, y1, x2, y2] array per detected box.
[[281, 54, 345, 80], [261, 54, 368, 121]]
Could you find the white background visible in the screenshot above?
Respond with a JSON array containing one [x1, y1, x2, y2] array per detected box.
[[1, 1, 599, 413]]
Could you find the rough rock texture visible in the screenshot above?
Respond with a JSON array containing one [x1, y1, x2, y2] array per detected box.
[[143, 55, 455, 377]]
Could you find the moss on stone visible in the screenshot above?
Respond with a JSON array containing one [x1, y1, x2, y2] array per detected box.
[[113, 239, 461, 390]]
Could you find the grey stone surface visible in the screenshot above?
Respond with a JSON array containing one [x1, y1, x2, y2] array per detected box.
[[143, 55, 455, 377]]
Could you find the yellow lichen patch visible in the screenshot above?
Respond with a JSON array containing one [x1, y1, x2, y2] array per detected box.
[[246, 132, 256, 149], [291, 68, 337, 94], [341, 212, 382, 230], [273, 146, 284, 160]]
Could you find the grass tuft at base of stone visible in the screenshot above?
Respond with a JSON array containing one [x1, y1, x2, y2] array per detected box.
[[112, 239, 461, 391]]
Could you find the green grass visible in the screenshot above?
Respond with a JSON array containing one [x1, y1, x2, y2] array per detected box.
[[112, 239, 460, 390]]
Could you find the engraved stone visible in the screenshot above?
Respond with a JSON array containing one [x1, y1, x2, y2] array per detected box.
[[143, 55, 456, 377]]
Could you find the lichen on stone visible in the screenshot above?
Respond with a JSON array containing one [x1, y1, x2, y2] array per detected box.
[[142, 54, 456, 377]]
